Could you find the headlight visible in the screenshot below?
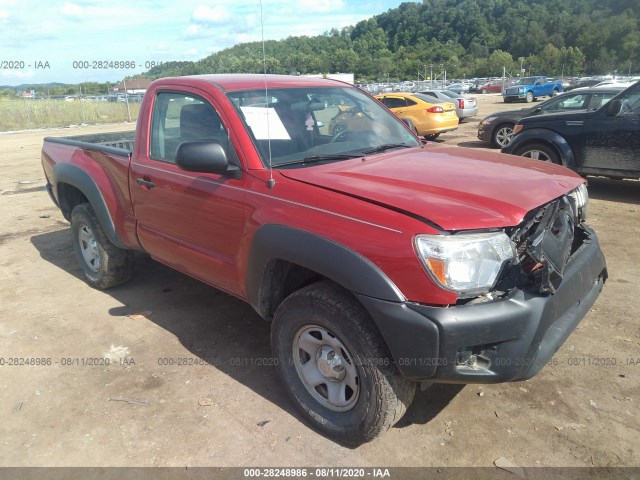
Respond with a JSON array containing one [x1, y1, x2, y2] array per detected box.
[[568, 183, 589, 221], [415, 232, 515, 297], [480, 116, 497, 125]]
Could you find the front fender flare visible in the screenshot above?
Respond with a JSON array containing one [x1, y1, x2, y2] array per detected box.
[[246, 225, 405, 318]]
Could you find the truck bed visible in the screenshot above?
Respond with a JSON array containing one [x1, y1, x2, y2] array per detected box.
[[44, 130, 135, 156]]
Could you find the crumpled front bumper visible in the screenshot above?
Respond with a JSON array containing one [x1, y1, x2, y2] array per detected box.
[[357, 227, 607, 383]]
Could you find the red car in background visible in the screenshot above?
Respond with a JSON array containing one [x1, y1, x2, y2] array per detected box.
[[478, 79, 512, 94]]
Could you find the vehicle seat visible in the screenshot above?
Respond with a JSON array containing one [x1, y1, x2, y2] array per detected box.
[[180, 103, 225, 142]]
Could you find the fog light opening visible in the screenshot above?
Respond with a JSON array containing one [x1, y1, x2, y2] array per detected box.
[[456, 346, 492, 370]]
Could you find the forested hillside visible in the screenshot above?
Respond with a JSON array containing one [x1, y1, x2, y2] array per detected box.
[[137, 0, 640, 82]]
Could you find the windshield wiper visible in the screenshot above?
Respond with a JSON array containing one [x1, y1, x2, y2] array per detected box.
[[274, 153, 363, 168], [361, 143, 413, 154]]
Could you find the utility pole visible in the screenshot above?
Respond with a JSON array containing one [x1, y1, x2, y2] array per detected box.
[[124, 79, 132, 123]]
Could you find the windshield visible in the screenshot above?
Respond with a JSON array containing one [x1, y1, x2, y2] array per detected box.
[[226, 86, 420, 167], [513, 77, 537, 85]]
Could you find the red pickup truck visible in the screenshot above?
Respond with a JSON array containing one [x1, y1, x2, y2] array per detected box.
[[42, 74, 606, 445]]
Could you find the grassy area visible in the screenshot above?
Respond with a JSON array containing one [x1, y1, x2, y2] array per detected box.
[[0, 99, 140, 131]]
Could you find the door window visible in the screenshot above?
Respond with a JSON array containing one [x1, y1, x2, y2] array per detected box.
[[380, 97, 407, 108], [617, 86, 640, 116], [150, 92, 230, 163]]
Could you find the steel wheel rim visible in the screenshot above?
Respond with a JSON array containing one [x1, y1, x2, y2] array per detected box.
[[78, 225, 101, 272], [495, 127, 514, 147], [292, 325, 359, 412], [523, 149, 552, 161]]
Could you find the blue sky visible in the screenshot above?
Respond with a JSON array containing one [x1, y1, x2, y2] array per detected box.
[[0, 0, 409, 86]]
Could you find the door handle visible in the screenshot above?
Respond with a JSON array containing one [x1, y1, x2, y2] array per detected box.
[[136, 178, 156, 189]]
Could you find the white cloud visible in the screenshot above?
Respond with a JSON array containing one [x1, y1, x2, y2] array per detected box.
[[297, 0, 345, 13], [0, 0, 402, 85], [60, 2, 85, 20], [191, 5, 230, 25], [182, 24, 216, 40]]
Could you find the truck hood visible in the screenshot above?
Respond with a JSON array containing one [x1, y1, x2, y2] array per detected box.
[[278, 146, 583, 231]]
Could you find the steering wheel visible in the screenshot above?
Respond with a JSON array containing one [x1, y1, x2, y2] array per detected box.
[[350, 104, 374, 121], [330, 129, 353, 143]]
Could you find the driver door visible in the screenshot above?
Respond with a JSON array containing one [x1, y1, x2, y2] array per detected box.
[[130, 89, 246, 295]]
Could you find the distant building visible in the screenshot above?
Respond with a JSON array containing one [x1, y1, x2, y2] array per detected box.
[[110, 78, 153, 95]]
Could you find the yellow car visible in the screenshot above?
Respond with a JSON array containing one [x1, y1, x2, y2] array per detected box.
[[375, 92, 458, 140]]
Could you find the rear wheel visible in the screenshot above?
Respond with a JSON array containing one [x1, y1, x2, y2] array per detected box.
[[271, 281, 415, 445], [70, 203, 134, 289], [514, 142, 560, 164], [551, 88, 560, 96], [491, 123, 515, 148]]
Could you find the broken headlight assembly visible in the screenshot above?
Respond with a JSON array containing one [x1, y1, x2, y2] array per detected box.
[[568, 183, 588, 222], [414, 232, 516, 298]]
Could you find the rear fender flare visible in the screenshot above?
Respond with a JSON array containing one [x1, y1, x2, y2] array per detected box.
[[53, 163, 126, 249]]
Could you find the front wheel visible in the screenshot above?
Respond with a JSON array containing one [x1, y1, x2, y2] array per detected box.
[[424, 133, 440, 141], [271, 281, 415, 445], [492, 123, 515, 148], [514, 142, 560, 164], [525, 91, 534, 103], [70, 203, 134, 289]]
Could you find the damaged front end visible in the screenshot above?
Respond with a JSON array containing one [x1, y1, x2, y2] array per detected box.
[[498, 184, 601, 295]]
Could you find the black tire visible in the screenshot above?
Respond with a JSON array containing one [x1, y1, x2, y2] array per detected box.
[[424, 133, 440, 141], [491, 123, 515, 148], [525, 91, 534, 103], [271, 280, 415, 445], [514, 142, 561, 164], [70, 203, 134, 289]]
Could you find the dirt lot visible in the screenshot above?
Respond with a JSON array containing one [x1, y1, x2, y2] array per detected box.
[[0, 94, 638, 472]]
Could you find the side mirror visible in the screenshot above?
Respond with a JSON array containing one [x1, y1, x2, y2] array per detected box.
[[175, 141, 241, 179], [606, 99, 622, 116]]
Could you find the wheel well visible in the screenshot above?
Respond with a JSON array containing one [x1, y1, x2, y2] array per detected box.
[[515, 140, 561, 159], [495, 122, 514, 131], [258, 260, 332, 320], [57, 183, 88, 221]]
